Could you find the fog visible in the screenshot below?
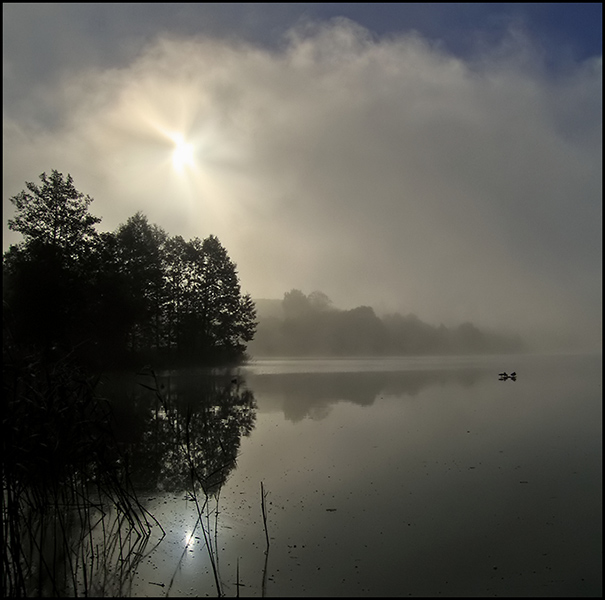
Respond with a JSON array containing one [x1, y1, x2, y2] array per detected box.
[[3, 12, 601, 352]]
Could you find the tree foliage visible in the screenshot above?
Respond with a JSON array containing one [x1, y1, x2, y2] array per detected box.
[[8, 170, 100, 262], [4, 171, 103, 357]]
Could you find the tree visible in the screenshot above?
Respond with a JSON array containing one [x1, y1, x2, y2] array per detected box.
[[113, 212, 167, 354], [185, 235, 257, 362], [235, 294, 258, 351], [106, 226, 257, 365], [8, 170, 100, 263], [282, 289, 311, 319], [163, 235, 192, 352], [332, 306, 387, 355], [4, 171, 102, 357], [82, 231, 137, 365], [308, 290, 333, 312]]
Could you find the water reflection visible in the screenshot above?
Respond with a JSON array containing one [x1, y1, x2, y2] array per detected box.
[[92, 367, 259, 596], [2, 359, 164, 597], [244, 367, 487, 422], [102, 368, 257, 495], [219, 354, 602, 597], [60, 355, 598, 597]]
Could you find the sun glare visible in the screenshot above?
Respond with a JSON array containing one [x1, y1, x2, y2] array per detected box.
[[171, 133, 195, 171]]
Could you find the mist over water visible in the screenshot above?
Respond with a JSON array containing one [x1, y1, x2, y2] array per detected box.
[[95, 352, 602, 597]]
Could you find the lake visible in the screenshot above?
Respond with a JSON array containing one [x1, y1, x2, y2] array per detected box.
[[98, 353, 602, 596]]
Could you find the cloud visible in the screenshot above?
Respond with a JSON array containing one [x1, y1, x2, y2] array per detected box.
[[3, 18, 601, 349]]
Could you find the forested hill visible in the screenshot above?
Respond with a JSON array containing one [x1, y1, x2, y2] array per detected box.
[[249, 290, 525, 357]]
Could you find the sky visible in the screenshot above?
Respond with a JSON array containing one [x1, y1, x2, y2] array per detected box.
[[3, 3, 602, 351]]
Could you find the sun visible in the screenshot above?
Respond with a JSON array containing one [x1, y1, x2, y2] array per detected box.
[[171, 133, 195, 171]]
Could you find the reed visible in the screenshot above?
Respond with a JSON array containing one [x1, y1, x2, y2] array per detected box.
[[141, 368, 225, 597], [260, 481, 271, 597], [139, 366, 266, 597], [2, 353, 159, 597], [260, 481, 270, 549]]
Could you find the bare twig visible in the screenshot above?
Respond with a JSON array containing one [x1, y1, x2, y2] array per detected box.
[[260, 481, 271, 596], [260, 482, 270, 550]]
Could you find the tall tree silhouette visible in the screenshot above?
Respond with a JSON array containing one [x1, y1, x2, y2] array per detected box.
[[8, 170, 100, 263], [4, 171, 101, 356], [179, 235, 256, 362], [163, 234, 191, 353], [112, 212, 167, 355]]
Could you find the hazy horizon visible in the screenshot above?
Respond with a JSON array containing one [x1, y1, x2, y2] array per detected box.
[[3, 4, 602, 354]]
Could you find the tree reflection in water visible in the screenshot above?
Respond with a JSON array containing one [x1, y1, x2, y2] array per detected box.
[[105, 367, 257, 596], [246, 367, 486, 422], [116, 367, 257, 496], [2, 358, 167, 598]]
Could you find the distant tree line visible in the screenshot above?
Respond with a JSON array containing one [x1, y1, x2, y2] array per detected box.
[[3, 170, 257, 368], [249, 289, 524, 356]]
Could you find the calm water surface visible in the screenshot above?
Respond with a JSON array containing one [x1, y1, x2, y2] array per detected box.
[[112, 353, 601, 597]]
